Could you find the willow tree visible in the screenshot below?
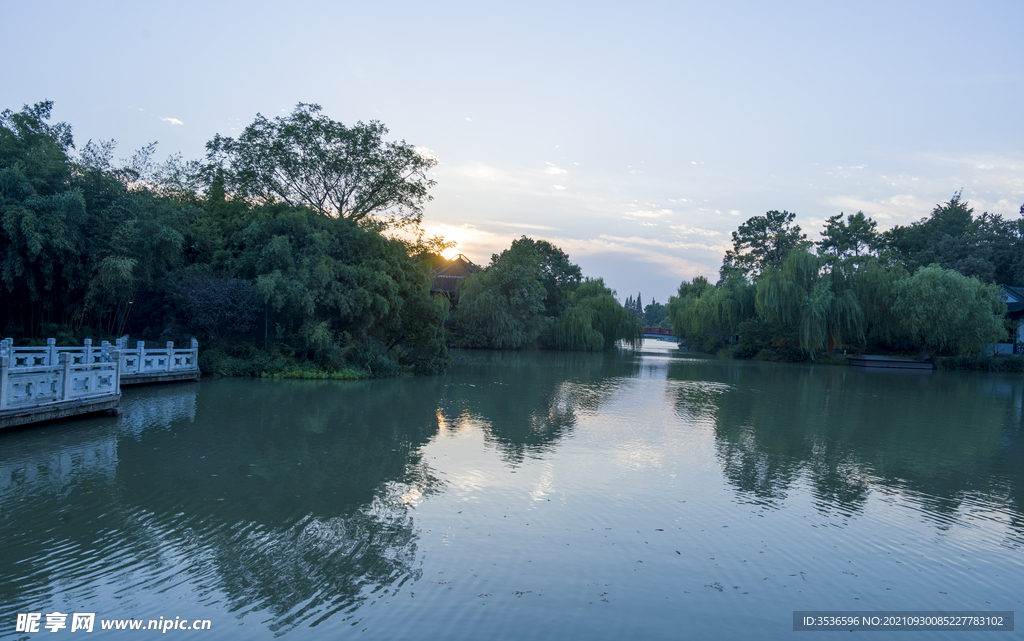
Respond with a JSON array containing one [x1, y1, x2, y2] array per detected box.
[[850, 258, 908, 348], [755, 250, 862, 355], [669, 274, 755, 351], [890, 264, 1006, 356], [551, 278, 641, 350]]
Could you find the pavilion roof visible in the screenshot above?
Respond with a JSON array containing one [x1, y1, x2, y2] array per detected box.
[[430, 254, 481, 293]]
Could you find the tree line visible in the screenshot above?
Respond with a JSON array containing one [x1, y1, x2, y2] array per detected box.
[[669, 198, 1023, 359], [446, 237, 641, 351], [0, 101, 638, 378]]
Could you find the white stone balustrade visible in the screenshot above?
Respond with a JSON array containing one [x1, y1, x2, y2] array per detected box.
[[0, 337, 199, 429], [113, 337, 200, 381], [0, 351, 121, 413], [1, 337, 200, 384]]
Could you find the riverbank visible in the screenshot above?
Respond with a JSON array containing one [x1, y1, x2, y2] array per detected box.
[[688, 343, 1024, 373]]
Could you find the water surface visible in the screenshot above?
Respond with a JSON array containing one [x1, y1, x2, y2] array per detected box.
[[2, 342, 1022, 639]]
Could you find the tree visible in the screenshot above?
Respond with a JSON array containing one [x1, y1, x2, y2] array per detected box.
[[506, 236, 582, 317], [448, 240, 549, 349], [206, 103, 436, 227], [643, 299, 669, 327], [551, 278, 641, 350], [891, 264, 1006, 356], [669, 275, 755, 352], [170, 273, 259, 345], [879, 192, 1024, 285], [229, 205, 449, 374], [818, 211, 878, 260], [850, 258, 908, 349], [755, 249, 862, 355], [722, 210, 811, 277]]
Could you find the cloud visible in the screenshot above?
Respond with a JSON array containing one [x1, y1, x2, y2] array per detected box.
[[413, 223, 514, 263], [729, 210, 741, 216], [824, 194, 933, 226], [489, 221, 556, 231], [669, 224, 721, 237], [160, 117, 183, 125], [414, 146, 438, 162], [624, 209, 672, 219], [553, 185, 566, 190], [449, 162, 519, 184], [596, 234, 730, 253], [544, 162, 567, 175], [552, 236, 719, 280]]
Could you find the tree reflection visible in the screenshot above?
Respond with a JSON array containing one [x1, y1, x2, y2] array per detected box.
[[668, 360, 1024, 534], [438, 349, 641, 464], [0, 376, 450, 633], [111, 377, 449, 630]]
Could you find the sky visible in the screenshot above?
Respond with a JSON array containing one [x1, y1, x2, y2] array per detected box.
[[2, 0, 1022, 304]]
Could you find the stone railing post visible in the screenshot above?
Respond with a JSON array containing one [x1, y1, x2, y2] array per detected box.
[[83, 338, 93, 365], [0, 354, 9, 411], [166, 341, 174, 372], [47, 338, 57, 367], [191, 338, 199, 370], [111, 350, 121, 394], [136, 341, 145, 371], [60, 352, 72, 401]]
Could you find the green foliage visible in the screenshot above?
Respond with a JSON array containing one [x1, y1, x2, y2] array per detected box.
[[170, 271, 259, 344], [722, 210, 811, 277], [266, 367, 368, 380], [669, 274, 755, 352], [449, 238, 550, 349], [448, 238, 633, 351], [755, 250, 863, 356], [206, 103, 436, 228], [849, 258, 908, 348], [552, 279, 641, 350], [934, 355, 1024, 373], [881, 192, 1024, 285], [0, 100, 452, 378], [818, 211, 879, 261], [642, 299, 669, 327], [551, 304, 604, 351], [676, 196, 1018, 363], [230, 205, 449, 374], [624, 292, 643, 318], [891, 264, 1007, 356]]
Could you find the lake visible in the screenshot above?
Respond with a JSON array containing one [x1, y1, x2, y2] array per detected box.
[[1, 341, 1021, 639]]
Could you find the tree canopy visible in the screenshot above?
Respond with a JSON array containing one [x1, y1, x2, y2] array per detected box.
[[881, 193, 1024, 285], [673, 197, 1020, 359], [0, 100, 451, 377], [206, 103, 437, 227], [448, 237, 638, 351], [818, 211, 878, 261], [890, 264, 1006, 356], [721, 210, 811, 278]]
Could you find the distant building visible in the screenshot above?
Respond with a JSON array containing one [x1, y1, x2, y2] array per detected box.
[[430, 254, 481, 305], [1002, 285, 1024, 352]]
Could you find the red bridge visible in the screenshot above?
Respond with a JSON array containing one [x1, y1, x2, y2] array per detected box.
[[642, 327, 674, 337]]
